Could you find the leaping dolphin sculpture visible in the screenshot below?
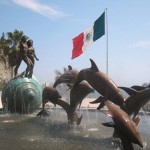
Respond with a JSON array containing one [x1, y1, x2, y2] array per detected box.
[[119, 86, 150, 119], [37, 86, 61, 117], [102, 100, 143, 150], [73, 59, 125, 109], [37, 85, 82, 125], [70, 81, 94, 111], [53, 65, 94, 110], [37, 82, 93, 125], [53, 65, 79, 88]]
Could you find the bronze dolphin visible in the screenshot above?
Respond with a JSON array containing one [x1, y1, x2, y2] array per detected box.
[[53, 65, 79, 88], [53, 64, 94, 110], [119, 86, 150, 119], [37, 85, 83, 125], [42, 86, 61, 109], [73, 59, 125, 109], [36, 86, 61, 117], [103, 100, 143, 150], [70, 81, 94, 111]]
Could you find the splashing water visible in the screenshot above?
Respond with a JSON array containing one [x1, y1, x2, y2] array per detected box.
[[0, 105, 150, 150]]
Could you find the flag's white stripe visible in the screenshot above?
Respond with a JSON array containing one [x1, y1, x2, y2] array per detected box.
[[82, 25, 94, 52]]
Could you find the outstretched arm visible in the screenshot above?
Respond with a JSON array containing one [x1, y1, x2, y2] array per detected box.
[[33, 48, 39, 61], [34, 54, 39, 61]]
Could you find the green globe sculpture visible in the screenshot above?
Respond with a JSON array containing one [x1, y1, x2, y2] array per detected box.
[[1, 75, 42, 114]]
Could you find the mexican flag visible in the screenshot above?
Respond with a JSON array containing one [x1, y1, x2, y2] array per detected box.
[[72, 12, 105, 59]]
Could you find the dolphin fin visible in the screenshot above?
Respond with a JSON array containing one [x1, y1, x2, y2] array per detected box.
[[36, 109, 50, 117], [103, 122, 119, 138], [89, 59, 99, 72], [68, 65, 72, 70], [90, 96, 104, 104], [133, 116, 140, 126], [119, 87, 138, 96], [102, 121, 115, 127]]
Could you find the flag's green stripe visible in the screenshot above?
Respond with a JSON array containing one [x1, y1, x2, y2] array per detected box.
[[93, 12, 105, 42]]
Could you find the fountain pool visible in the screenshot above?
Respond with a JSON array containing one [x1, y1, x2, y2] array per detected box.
[[0, 108, 149, 150]]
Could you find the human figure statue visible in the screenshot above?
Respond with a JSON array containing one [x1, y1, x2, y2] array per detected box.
[[14, 35, 32, 78], [27, 39, 39, 78]]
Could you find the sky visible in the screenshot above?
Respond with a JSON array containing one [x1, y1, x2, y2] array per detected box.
[[0, 0, 150, 87]]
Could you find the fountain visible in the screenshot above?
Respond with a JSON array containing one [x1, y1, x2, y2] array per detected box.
[[0, 64, 150, 150], [37, 81, 94, 126]]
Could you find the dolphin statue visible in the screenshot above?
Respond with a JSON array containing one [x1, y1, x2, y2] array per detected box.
[[37, 83, 93, 125], [73, 59, 125, 109], [42, 86, 61, 109], [102, 100, 143, 150], [70, 81, 94, 111], [37, 85, 82, 125], [53, 65, 79, 88], [36, 86, 61, 117], [53, 64, 94, 110], [119, 86, 150, 119]]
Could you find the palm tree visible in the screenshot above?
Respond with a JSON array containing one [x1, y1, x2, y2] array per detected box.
[[0, 32, 10, 66], [6, 29, 24, 66], [0, 30, 28, 87]]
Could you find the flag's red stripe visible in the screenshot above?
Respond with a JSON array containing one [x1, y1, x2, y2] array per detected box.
[[71, 32, 84, 59]]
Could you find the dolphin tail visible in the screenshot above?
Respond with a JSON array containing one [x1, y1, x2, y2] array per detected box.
[[68, 112, 83, 126], [119, 86, 138, 96], [77, 115, 83, 125], [131, 85, 147, 91]]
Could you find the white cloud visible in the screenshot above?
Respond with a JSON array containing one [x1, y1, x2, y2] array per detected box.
[[129, 40, 150, 49], [12, 0, 68, 20]]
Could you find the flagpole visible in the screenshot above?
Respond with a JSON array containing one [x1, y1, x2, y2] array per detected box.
[[105, 8, 108, 75]]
